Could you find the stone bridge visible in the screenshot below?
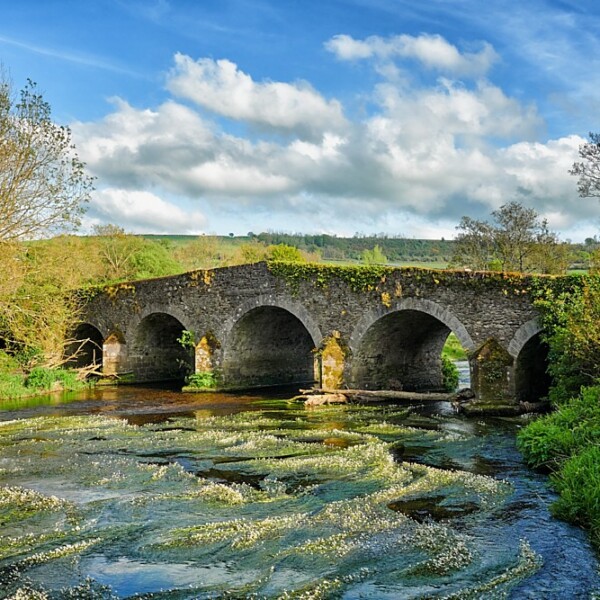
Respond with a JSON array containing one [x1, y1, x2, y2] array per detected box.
[[76, 262, 550, 407]]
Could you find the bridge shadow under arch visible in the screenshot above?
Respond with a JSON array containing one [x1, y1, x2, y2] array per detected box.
[[129, 312, 193, 382], [349, 300, 474, 392], [222, 305, 318, 389], [65, 323, 104, 369], [509, 320, 551, 403]]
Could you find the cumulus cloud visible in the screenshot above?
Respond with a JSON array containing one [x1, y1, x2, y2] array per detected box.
[[325, 33, 498, 78], [88, 188, 206, 233], [71, 46, 590, 238], [166, 53, 346, 138]]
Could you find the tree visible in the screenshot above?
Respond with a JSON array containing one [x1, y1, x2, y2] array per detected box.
[[362, 245, 387, 265], [267, 243, 306, 262], [451, 202, 566, 273], [451, 216, 494, 271], [570, 133, 600, 198], [492, 202, 540, 271], [0, 76, 93, 242], [0, 74, 93, 368]]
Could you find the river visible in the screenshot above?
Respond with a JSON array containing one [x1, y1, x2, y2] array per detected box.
[[0, 380, 598, 599]]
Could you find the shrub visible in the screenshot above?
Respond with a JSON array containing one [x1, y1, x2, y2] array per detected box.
[[551, 446, 600, 547], [441, 356, 459, 392], [186, 371, 218, 389], [25, 366, 85, 392], [25, 367, 57, 390], [518, 385, 600, 547]]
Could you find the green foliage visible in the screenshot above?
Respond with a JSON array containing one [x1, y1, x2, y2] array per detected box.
[[529, 275, 600, 403], [451, 202, 569, 274], [127, 238, 182, 279], [177, 330, 196, 350], [518, 385, 600, 546], [551, 446, 600, 546], [267, 244, 306, 262], [267, 261, 392, 294], [255, 231, 454, 264], [185, 371, 218, 389], [362, 245, 388, 265], [0, 372, 29, 401], [442, 333, 467, 361], [441, 356, 459, 392], [0, 361, 85, 401], [25, 366, 58, 390], [25, 366, 83, 391]]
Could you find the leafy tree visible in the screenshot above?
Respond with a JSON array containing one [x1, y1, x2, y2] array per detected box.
[[451, 216, 494, 270], [92, 224, 138, 280], [0, 75, 93, 369], [362, 245, 387, 265], [534, 277, 600, 404], [92, 225, 182, 281], [570, 132, 600, 198], [451, 202, 566, 273], [0, 76, 93, 242], [239, 239, 268, 263], [267, 244, 306, 262]]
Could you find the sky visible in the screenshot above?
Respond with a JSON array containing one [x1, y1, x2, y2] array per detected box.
[[2, 0, 600, 241]]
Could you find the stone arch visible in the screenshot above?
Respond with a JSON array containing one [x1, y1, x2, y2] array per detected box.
[[508, 319, 551, 403], [349, 298, 474, 392], [127, 304, 196, 345], [128, 311, 194, 382], [220, 296, 323, 389], [507, 318, 543, 359], [65, 322, 105, 369]]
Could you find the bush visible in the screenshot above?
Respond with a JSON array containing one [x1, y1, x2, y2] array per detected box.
[[441, 356, 459, 392], [552, 446, 600, 547], [0, 373, 29, 400], [518, 385, 600, 546], [185, 371, 218, 389], [25, 367, 57, 390], [25, 366, 85, 392], [518, 386, 600, 469]]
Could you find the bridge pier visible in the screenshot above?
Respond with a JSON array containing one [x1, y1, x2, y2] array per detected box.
[[468, 338, 516, 408]]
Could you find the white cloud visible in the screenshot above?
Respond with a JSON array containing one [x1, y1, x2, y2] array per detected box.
[[325, 33, 498, 77], [71, 48, 593, 239], [89, 188, 207, 234], [166, 53, 347, 138]]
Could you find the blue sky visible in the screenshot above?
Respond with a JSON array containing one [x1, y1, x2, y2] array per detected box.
[[2, 0, 600, 240]]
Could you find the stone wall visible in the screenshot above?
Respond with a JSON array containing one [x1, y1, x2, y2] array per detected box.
[[80, 262, 544, 403]]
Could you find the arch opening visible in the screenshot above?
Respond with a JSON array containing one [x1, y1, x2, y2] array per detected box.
[[222, 306, 316, 389], [442, 332, 471, 390], [351, 310, 458, 392], [130, 313, 192, 382], [514, 333, 551, 403], [65, 323, 104, 369]]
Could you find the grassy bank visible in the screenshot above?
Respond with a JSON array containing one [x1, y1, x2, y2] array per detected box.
[[0, 352, 89, 406], [518, 385, 600, 547]]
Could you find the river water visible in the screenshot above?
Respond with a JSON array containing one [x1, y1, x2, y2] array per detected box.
[[0, 380, 598, 599]]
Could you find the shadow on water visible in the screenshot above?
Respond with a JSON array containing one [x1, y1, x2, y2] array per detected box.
[[0, 383, 598, 598]]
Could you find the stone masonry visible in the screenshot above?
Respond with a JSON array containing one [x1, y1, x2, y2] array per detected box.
[[79, 262, 546, 405]]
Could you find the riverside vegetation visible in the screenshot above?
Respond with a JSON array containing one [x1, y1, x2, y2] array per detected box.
[[518, 275, 600, 548]]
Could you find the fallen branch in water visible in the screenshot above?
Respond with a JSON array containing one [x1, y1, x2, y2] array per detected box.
[[297, 387, 474, 404]]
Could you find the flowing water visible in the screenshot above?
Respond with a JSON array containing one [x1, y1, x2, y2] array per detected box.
[[0, 381, 598, 599]]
